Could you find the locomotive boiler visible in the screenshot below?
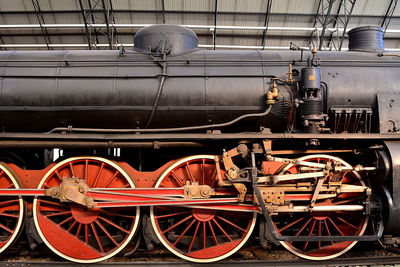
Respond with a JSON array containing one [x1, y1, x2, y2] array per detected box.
[[0, 24, 398, 263]]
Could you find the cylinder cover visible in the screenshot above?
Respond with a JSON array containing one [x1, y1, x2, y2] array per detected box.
[[134, 24, 199, 56]]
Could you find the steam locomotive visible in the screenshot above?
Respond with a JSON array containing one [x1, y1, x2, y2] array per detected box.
[[0, 24, 398, 263]]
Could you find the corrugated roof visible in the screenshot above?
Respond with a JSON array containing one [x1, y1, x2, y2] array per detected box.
[[0, 0, 398, 51]]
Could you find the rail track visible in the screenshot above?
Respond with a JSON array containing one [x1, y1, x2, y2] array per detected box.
[[1, 241, 400, 266]]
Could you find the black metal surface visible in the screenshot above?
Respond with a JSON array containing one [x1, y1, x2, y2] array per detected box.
[[133, 25, 199, 55], [382, 141, 400, 234], [348, 26, 384, 52], [0, 132, 399, 141], [274, 221, 384, 241], [0, 25, 398, 136], [301, 67, 321, 89], [377, 92, 400, 133], [302, 98, 323, 115]]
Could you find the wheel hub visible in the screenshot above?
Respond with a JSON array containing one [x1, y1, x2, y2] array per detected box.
[[192, 208, 216, 222], [71, 205, 99, 224]]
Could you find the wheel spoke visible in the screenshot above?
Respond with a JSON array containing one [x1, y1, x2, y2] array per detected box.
[[295, 217, 312, 236], [318, 220, 322, 249], [216, 215, 246, 233], [38, 199, 68, 209], [162, 215, 193, 234], [188, 221, 201, 252], [98, 216, 130, 234], [278, 216, 305, 233], [45, 211, 72, 218], [201, 159, 205, 185], [155, 211, 191, 219], [93, 163, 105, 188], [103, 171, 119, 188], [302, 219, 317, 251], [85, 224, 89, 244], [0, 212, 19, 218], [54, 170, 62, 181], [0, 223, 13, 233], [333, 216, 359, 231], [210, 168, 218, 188], [67, 221, 77, 233], [172, 218, 196, 247], [170, 171, 185, 187], [90, 223, 104, 253], [100, 210, 136, 219], [185, 163, 195, 183], [211, 218, 233, 242], [76, 223, 82, 237], [69, 162, 75, 177], [202, 222, 206, 249], [58, 216, 74, 226], [323, 219, 334, 245], [95, 220, 119, 247], [208, 221, 218, 245], [84, 160, 89, 183], [327, 217, 344, 236], [0, 199, 19, 208]]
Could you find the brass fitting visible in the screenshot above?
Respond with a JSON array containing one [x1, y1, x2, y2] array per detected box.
[[267, 78, 279, 105], [183, 182, 215, 199], [286, 64, 294, 84]]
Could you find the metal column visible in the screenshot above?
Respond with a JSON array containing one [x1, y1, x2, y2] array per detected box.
[[31, 0, 53, 50], [261, 0, 273, 49], [213, 0, 218, 50], [381, 0, 398, 36], [311, 0, 356, 51], [78, 0, 118, 50]]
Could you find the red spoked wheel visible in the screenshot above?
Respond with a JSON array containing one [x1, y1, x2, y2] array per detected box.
[[0, 163, 24, 254], [272, 154, 368, 260], [33, 157, 140, 263], [150, 155, 257, 263]]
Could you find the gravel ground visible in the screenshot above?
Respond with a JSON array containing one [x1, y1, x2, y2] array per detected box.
[[1, 239, 400, 264]]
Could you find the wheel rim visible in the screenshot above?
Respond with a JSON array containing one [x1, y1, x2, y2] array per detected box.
[[150, 155, 257, 263], [0, 163, 24, 254], [273, 154, 368, 260], [33, 157, 140, 263]]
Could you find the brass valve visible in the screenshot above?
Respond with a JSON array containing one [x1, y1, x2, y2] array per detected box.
[[267, 78, 279, 105], [286, 64, 294, 84]]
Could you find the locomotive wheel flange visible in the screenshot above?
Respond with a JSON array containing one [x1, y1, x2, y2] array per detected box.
[[33, 157, 140, 263], [150, 155, 257, 263]]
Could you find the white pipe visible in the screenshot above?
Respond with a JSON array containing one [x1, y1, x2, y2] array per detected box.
[[1, 43, 400, 52], [0, 23, 399, 33]]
